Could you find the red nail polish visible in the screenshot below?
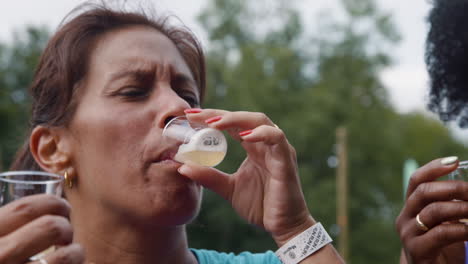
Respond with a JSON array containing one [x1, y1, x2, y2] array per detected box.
[[184, 108, 202, 114], [205, 116, 222, 124], [239, 130, 253, 137]]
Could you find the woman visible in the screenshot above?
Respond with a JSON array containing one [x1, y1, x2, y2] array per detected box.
[[0, 3, 344, 264], [396, 0, 468, 263]]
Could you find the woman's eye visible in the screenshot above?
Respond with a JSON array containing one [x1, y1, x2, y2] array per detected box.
[[181, 95, 199, 107], [118, 87, 148, 98]]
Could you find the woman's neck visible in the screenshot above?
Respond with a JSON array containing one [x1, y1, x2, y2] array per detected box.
[[70, 206, 198, 264]]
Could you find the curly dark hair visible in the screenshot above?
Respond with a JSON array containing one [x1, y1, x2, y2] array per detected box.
[[426, 0, 468, 127]]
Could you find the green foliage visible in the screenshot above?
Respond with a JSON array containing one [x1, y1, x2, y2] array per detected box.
[[0, 26, 49, 170]]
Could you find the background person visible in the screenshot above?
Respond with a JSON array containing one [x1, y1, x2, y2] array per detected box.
[[396, 0, 468, 263]]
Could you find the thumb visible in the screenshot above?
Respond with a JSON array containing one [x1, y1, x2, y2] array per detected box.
[[178, 164, 233, 201]]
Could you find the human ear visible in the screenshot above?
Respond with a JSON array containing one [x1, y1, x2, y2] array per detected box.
[[29, 126, 73, 174]]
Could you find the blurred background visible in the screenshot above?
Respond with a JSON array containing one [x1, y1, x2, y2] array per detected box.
[[1, 0, 466, 263]]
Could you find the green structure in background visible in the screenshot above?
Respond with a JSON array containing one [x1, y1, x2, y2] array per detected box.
[[403, 159, 419, 198]]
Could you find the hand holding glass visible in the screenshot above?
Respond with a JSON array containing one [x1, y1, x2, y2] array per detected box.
[[448, 161, 468, 224], [0, 171, 63, 260], [163, 116, 227, 167]]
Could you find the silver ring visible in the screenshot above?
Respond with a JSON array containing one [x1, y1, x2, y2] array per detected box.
[[416, 214, 429, 232]]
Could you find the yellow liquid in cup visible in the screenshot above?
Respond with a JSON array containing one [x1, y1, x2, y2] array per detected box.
[[175, 151, 226, 167]]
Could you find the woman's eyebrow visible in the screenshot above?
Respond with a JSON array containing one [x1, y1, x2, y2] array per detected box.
[[102, 67, 156, 94], [108, 67, 156, 83]]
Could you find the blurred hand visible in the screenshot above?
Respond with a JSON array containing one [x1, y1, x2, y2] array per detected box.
[[396, 157, 468, 264], [0, 194, 84, 264], [180, 109, 314, 246]]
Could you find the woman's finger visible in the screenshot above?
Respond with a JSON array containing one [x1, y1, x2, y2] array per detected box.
[[32, 243, 85, 264], [405, 180, 468, 216], [178, 164, 233, 201], [239, 125, 286, 145], [400, 200, 468, 239], [0, 215, 73, 264], [184, 108, 226, 116], [185, 109, 276, 130], [0, 194, 70, 236], [406, 157, 459, 199], [407, 223, 468, 260], [419, 201, 468, 230], [239, 125, 293, 163], [184, 108, 228, 124], [207, 112, 275, 131]]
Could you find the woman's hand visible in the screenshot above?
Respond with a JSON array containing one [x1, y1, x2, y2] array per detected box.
[[0, 194, 84, 264], [179, 109, 313, 246], [396, 157, 468, 264]]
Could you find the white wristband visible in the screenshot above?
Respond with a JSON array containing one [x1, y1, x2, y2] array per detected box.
[[275, 222, 333, 264]]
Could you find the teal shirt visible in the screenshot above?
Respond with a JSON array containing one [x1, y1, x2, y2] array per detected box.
[[191, 249, 281, 264]]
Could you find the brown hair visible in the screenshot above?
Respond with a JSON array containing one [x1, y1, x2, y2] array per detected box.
[[10, 3, 206, 170]]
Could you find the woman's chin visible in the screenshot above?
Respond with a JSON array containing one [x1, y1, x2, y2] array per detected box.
[[136, 184, 203, 227], [142, 199, 202, 227], [108, 164, 203, 227]]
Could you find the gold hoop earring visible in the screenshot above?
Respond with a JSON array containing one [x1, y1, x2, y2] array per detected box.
[[64, 171, 73, 189]]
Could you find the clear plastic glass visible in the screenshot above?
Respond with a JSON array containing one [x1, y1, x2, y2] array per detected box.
[[449, 161, 468, 224], [163, 116, 227, 167], [0, 171, 63, 205], [0, 171, 63, 260], [449, 161, 468, 181]]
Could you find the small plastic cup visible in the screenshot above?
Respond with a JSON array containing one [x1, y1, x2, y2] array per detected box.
[[163, 116, 227, 167], [0, 171, 63, 205], [449, 161, 468, 224], [0, 171, 63, 260], [449, 161, 468, 181]]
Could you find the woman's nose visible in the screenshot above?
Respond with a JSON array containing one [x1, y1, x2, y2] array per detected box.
[[153, 86, 191, 129]]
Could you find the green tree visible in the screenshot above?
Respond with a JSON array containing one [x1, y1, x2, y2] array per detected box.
[[0, 26, 49, 170]]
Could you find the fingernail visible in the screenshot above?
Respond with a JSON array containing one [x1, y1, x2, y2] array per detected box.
[[184, 108, 202, 114], [205, 116, 222, 124], [239, 129, 253, 137], [441, 156, 458, 166], [178, 165, 189, 175]]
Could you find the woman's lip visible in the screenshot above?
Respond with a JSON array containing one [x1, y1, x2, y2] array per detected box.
[[150, 159, 183, 169], [152, 158, 182, 164], [153, 158, 179, 163], [158, 159, 181, 164], [154, 147, 179, 163]]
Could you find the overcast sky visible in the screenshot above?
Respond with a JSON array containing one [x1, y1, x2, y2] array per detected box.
[[0, 0, 432, 114]]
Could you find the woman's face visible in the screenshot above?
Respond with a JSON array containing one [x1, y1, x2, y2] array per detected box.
[[66, 26, 202, 226]]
